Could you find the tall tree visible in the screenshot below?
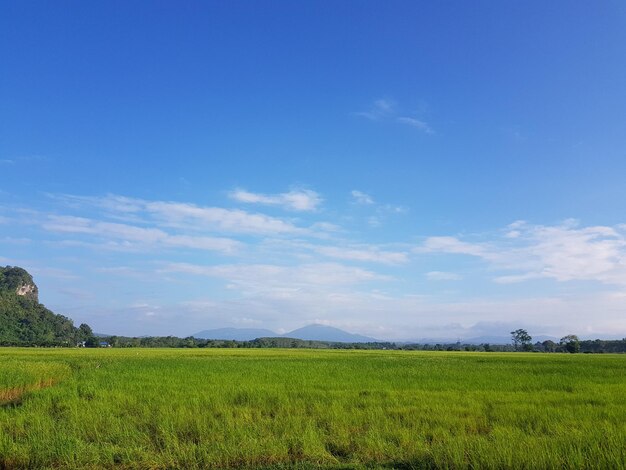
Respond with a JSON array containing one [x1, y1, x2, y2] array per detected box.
[[560, 334, 580, 353], [510, 329, 533, 351]]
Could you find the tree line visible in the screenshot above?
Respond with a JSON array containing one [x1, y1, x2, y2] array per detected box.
[[82, 333, 626, 353]]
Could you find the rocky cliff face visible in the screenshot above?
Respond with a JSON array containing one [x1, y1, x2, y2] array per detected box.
[[16, 282, 38, 301], [0, 266, 39, 302]]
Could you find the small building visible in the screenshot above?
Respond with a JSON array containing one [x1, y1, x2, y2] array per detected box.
[[99, 341, 110, 348]]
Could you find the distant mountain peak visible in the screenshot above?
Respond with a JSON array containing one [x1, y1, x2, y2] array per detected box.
[[192, 323, 379, 343], [284, 324, 378, 343]]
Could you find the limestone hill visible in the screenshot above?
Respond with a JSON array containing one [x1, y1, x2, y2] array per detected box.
[[0, 266, 93, 346]]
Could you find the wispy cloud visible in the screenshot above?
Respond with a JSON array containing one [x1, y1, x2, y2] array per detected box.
[[356, 98, 434, 134], [354, 98, 396, 120], [418, 236, 492, 258], [52, 194, 310, 236], [42, 215, 243, 254], [163, 262, 388, 295], [417, 221, 626, 286], [396, 117, 434, 134], [145, 201, 307, 235], [351, 190, 374, 205], [0, 236, 31, 245], [310, 222, 342, 233], [312, 245, 408, 265], [229, 188, 322, 211], [426, 271, 462, 281], [255, 238, 408, 266], [349, 190, 407, 228], [0, 155, 48, 165]]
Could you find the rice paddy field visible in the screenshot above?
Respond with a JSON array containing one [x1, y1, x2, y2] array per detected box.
[[0, 348, 624, 469]]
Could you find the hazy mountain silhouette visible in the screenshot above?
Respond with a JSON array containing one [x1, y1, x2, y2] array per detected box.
[[193, 323, 378, 343], [283, 324, 377, 342]]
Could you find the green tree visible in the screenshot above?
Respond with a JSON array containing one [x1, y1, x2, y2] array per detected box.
[[541, 340, 558, 352], [560, 334, 580, 353], [510, 329, 533, 351], [77, 323, 93, 341]]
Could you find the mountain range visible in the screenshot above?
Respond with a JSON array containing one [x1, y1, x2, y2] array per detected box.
[[193, 324, 378, 343], [192, 325, 560, 345]]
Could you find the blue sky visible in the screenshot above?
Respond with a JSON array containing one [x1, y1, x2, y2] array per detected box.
[[1, 1, 626, 340]]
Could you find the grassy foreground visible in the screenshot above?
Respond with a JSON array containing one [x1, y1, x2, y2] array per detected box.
[[0, 349, 624, 469]]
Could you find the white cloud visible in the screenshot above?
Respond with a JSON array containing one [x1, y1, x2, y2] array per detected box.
[[418, 236, 492, 258], [229, 188, 322, 211], [356, 98, 434, 134], [396, 117, 434, 134], [351, 190, 374, 205], [417, 221, 626, 286], [164, 235, 242, 253], [163, 262, 388, 295], [383, 204, 408, 214], [42, 215, 242, 254], [0, 155, 47, 165], [44, 216, 163, 241], [348, 190, 407, 228], [98, 194, 146, 214], [507, 223, 626, 284], [354, 98, 396, 120], [0, 237, 31, 244], [51, 193, 310, 235], [263, 239, 409, 265], [310, 222, 342, 232], [368, 216, 381, 227], [44, 193, 357, 244], [505, 220, 526, 238], [144, 201, 307, 234], [373, 98, 394, 114], [313, 245, 408, 265], [426, 271, 462, 281]]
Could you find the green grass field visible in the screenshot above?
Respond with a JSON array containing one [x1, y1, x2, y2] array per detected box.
[[0, 348, 624, 469]]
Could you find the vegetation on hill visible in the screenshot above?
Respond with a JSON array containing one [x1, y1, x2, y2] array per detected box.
[[0, 266, 95, 346], [0, 266, 38, 301]]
